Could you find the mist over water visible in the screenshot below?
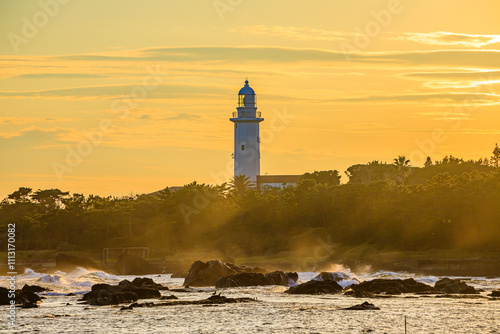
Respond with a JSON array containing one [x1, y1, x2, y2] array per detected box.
[[2, 267, 499, 333]]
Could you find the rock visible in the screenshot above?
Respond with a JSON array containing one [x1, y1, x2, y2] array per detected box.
[[344, 289, 373, 298], [349, 279, 434, 295], [0, 287, 41, 305], [82, 278, 164, 305], [183, 260, 267, 287], [313, 272, 351, 282], [21, 302, 38, 308], [120, 305, 134, 310], [160, 295, 178, 300], [344, 301, 380, 310], [127, 296, 258, 308], [22, 284, 50, 294], [285, 280, 343, 295], [216, 271, 298, 288], [113, 254, 155, 275], [435, 278, 478, 294], [489, 290, 500, 297], [56, 254, 100, 272], [130, 277, 169, 290]]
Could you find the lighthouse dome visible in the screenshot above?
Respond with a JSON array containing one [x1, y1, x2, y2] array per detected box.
[[238, 80, 255, 95]]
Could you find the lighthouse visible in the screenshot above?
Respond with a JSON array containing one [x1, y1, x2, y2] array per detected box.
[[230, 80, 264, 183]]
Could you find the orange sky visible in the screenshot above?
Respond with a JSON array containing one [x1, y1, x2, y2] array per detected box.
[[1, 0, 500, 198]]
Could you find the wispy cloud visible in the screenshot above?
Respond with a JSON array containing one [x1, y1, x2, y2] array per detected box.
[[229, 25, 353, 42], [396, 32, 500, 48]]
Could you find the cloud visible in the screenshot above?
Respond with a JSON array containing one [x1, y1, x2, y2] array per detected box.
[[402, 70, 500, 80], [10, 73, 107, 79], [328, 93, 500, 105], [0, 117, 74, 125], [139, 113, 201, 121], [0, 83, 228, 100], [396, 32, 500, 48], [230, 25, 353, 42]]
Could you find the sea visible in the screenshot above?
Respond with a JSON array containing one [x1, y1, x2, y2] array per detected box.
[[1, 268, 499, 333]]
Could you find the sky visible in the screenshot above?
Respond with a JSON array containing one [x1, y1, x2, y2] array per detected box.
[[1, 0, 500, 198]]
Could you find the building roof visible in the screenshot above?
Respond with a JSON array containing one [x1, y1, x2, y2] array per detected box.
[[238, 80, 255, 95]]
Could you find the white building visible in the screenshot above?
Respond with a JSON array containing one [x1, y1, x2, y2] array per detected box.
[[230, 80, 264, 183]]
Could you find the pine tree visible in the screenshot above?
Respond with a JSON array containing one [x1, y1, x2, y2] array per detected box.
[[424, 156, 433, 167], [491, 143, 500, 167]]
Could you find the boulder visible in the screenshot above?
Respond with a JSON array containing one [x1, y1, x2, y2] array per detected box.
[[56, 254, 100, 272], [183, 260, 267, 287], [82, 278, 163, 305], [489, 290, 500, 297], [216, 271, 298, 288], [0, 287, 42, 306], [434, 278, 478, 294], [344, 301, 380, 310], [22, 284, 50, 294], [313, 272, 350, 282], [285, 280, 343, 295], [349, 278, 434, 295], [113, 254, 155, 275]]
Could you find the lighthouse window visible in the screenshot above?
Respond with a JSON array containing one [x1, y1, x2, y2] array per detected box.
[[241, 145, 245, 150]]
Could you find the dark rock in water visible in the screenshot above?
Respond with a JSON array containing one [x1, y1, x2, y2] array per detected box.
[[489, 290, 500, 297], [128, 295, 257, 308], [183, 260, 267, 287], [349, 278, 434, 295], [56, 254, 100, 272], [130, 277, 169, 290], [169, 287, 202, 293], [435, 278, 478, 294], [66, 293, 76, 296], [21, 302, 38, 308], [160, 295, 178, 300], [22, 284, 50, 293], [344, 301, 380, 310], [313, 272, 356, 283], [285, 280, 343, 295], [83, 277, 164, 305], [0, 287, 42, 305], [120, 305, 134, 310], [113, 254, 155, 275], [216, 271, 298, 288], [344, 289, 373, 298]]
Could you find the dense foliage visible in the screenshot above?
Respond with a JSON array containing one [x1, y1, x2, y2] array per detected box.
[[2, 155, 500, 256]]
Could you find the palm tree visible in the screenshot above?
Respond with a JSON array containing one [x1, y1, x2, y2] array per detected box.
[[393, 155, 410, 167], [229, 175, 254, 195], [393, 155, 411, 185]]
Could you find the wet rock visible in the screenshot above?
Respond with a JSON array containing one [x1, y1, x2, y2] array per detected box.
[[129, 277, 169, 290], [128, 296, 257, 308], [0, 287, 42, 305], [83, 278, 164, 305], [160, 295, 178, 300], [344, 289, 373, 298], [56, 254, 100, 272], [349, 278, 434, 295], [285, 280, 343, 295], [22, 284, 50, 294], [21, 302, 38, 308], [344, 301, 380, 310], [113, 254, 155, 275], [183, 260, 267, 287], [215, 271, 298, 288], [120, 305, 134, 310], [489, 290, 500, 297], [434, 278, 478, 294], [313, 272, 355, 283]]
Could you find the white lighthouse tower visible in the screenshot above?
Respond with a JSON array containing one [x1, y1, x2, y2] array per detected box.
[[230, 80, 264, 183]]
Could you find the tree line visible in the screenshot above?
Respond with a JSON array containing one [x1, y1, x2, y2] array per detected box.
[[2, 147, 500, 257]]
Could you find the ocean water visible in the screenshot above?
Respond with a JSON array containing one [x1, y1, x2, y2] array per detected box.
[[1, 268, 500, 333]]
